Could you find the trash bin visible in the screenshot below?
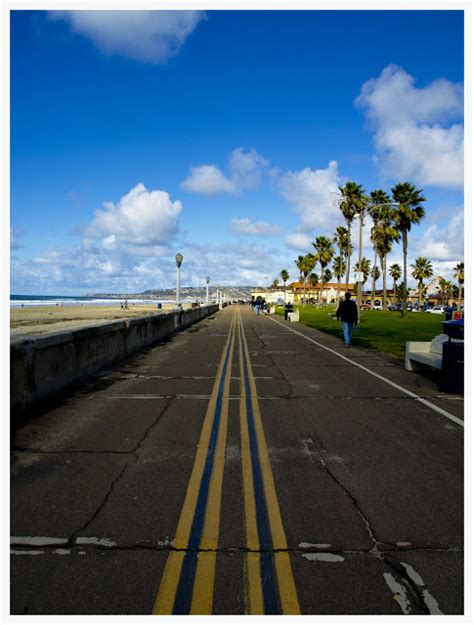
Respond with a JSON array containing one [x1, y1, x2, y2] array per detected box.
[[157, 303, 162, 309], [445, 310, 453, 321], [439, 340, 464, 393]]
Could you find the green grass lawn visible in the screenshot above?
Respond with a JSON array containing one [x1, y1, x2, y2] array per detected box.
[[275, 306, 446, 359]]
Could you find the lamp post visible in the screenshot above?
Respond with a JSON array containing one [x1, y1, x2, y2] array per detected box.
[[206, 276, 210, 305], [175, 253, 183, 307]]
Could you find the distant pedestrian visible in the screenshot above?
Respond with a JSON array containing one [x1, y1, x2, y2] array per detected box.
[[284, 301, 293, 320], [336, 292, 359, 347]]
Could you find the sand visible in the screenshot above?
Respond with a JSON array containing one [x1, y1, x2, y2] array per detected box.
[[10, 303, 181, 337]]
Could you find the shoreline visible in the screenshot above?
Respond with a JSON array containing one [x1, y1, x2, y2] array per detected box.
[[10, 303, 194, 337]]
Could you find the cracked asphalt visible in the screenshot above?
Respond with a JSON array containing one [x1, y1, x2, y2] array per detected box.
[[11, 305, 463, 615]]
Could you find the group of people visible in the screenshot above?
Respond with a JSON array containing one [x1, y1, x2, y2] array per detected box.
[[251, 297, 269, 316]]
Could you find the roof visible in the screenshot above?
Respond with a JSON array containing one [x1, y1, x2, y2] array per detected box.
[[290, 281, 355, 289]]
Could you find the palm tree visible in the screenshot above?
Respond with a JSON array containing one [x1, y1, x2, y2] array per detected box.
[[312, 236, 335, 307], [332, 255, 346, 305], [438, 277, 453, 306], [280, 269, 289, 305], [389, 263, 402, 302], [338, 182, 363, 289], [411, 257, 433, 309], [391, 182, 426, 317], [295, 254, 316, 305], [308, 272, 319, 304], [354, 257, 371, 299], [453, 262, 464, 309], [272, 278, 279, 289], [371, 211, 400, 310], [368, 190, 390, 308]]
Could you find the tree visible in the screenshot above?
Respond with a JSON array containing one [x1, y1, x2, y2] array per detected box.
[[354, 257, 371, 297], [391, 182, 426, 317], [334, 226, 352, 291], [439, 277, 453, 306], [371, 208, 400, 310], [389, 263, 402, 301], [280, 269, 289, 305], [368, 190, 390, 308], [308, 273, 319, 303], [411, 257, 433, 309], [312, 236, 335, 307], [272, 278, 279, 289], [295, 254, 316, 305], [453, 262, 464, 309], [332, 255, 346, 305], [338, 182, 362, 289]]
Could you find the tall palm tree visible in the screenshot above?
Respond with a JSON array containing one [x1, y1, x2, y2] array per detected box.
[[391, 182, 426, 317], [371, 210, 400, 309], [354, 257, 371, 299], [411, 257, 433, 309], [389, 263, 402, 302], [338, 182, 362, 289], [280, 269, 289, 305], [453, 262, 464, 309], [312, 236, 335, 307], [368, 190, 390, 308], [308, 272, 319, 304], [295, 254, 316, 305], [272, 278, 279, 289], [332, 255, 346, 305]]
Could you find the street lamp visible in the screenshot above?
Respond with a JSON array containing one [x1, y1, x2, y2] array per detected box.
[[206, 276, 210, 305], [175, 253, 183, 307]]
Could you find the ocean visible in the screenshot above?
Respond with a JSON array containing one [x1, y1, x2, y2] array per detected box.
[[10, 295, 178, 308]]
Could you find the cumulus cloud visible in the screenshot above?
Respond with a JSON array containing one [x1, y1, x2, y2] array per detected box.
[[85, 183, 182, 247], [181, 165, 237, 195], [181, 148, 269, 196], [412, 209, 464, 262], [285, 233, 313, 251], [49, 10, 206, 63], [230, 217, 282, 236], [356, 64, 464, 188], [278, 160, 343, 233]]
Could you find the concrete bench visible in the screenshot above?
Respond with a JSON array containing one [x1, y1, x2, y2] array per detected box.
[[288, 311, 300, 323], [405, 342, 442, 371]]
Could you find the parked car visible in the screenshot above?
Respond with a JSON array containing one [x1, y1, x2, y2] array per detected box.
[[426, 305, 446, 314], [372, 302, 383, 310], [387, 302, 402, 311]]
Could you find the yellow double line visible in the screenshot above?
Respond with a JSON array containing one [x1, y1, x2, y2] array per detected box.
[[152, 307, 300, 614]]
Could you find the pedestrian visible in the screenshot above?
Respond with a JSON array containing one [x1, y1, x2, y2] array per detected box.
[[284, 301, 293, 320], [336, 292, 359, 347]]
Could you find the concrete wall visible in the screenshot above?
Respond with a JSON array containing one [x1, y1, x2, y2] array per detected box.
[[11, 305, 219, 417]]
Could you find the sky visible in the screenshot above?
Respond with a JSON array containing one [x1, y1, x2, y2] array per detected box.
[[9, 9, 464, 294]]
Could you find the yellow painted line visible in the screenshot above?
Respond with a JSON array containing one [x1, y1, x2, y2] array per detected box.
[[190, 313, 236, 614], [240, 309, 301, 615], [238, 309, 264, 615], [152, 310, 236, 615]]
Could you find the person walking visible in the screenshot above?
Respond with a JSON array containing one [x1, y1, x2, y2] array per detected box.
[[336, 292, 359, 347]]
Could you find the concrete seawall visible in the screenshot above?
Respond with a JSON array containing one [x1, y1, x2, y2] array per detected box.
[[11, 304, 219, 418]]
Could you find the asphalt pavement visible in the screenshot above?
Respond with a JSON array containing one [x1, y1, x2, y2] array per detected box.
[[10, 305, 464, 616]]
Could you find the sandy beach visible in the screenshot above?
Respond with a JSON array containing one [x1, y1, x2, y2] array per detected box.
[[10, 303, 181, 337]]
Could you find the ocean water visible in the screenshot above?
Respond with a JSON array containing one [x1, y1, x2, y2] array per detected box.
[[10, 295, 178, 308]]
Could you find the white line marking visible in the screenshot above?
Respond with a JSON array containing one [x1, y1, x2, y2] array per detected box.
[[76, 537, 117, 547], [302, 553, 344, 562], [11, 536, 68, 546], [269, 316, 463, 428], [11, 550, 45, 556], [383, 573, 412, 614]]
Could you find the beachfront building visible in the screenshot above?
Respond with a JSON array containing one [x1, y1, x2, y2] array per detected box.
[[250, 288, 294, 305], [290, 281, 356, 305]]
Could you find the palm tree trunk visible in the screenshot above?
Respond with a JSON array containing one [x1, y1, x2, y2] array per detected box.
[[337, 277, 341, 305], [283, 280, 286, 306], [371, 250, 377, 308], [402, 231, 408, 318], [357, 212, 364, 311], [418, 281, 422, 310], [345, 219, 351, 290], [319, 263, 324, 307], [381, 254, 387, 310], [458, 283, 462, 309]]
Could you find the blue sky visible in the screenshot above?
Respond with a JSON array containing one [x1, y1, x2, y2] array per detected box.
[[10, 9, 464, 294]]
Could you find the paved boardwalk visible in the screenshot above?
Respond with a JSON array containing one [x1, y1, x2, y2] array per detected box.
[[11, 305, 463, 615]]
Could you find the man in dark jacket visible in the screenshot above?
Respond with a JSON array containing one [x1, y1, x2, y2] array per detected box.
[[336, 292, 359, 347]]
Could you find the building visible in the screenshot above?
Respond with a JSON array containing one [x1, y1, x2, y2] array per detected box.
[[250, 287, 295, 305], [290, 281, 355, 305]]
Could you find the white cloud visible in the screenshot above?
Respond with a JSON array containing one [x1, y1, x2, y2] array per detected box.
[[181, 148, 269, 196], [181, 165, 237, 195], [230, 217, 281, 236], [412, 209, 464, 262], [285, 233, 313, 251], [356, 65, 463, 188], [49, 10, 206, 63], [278, 160, 343, 233], [85, 182, 182, 247], [10, 228, 23, 250]]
